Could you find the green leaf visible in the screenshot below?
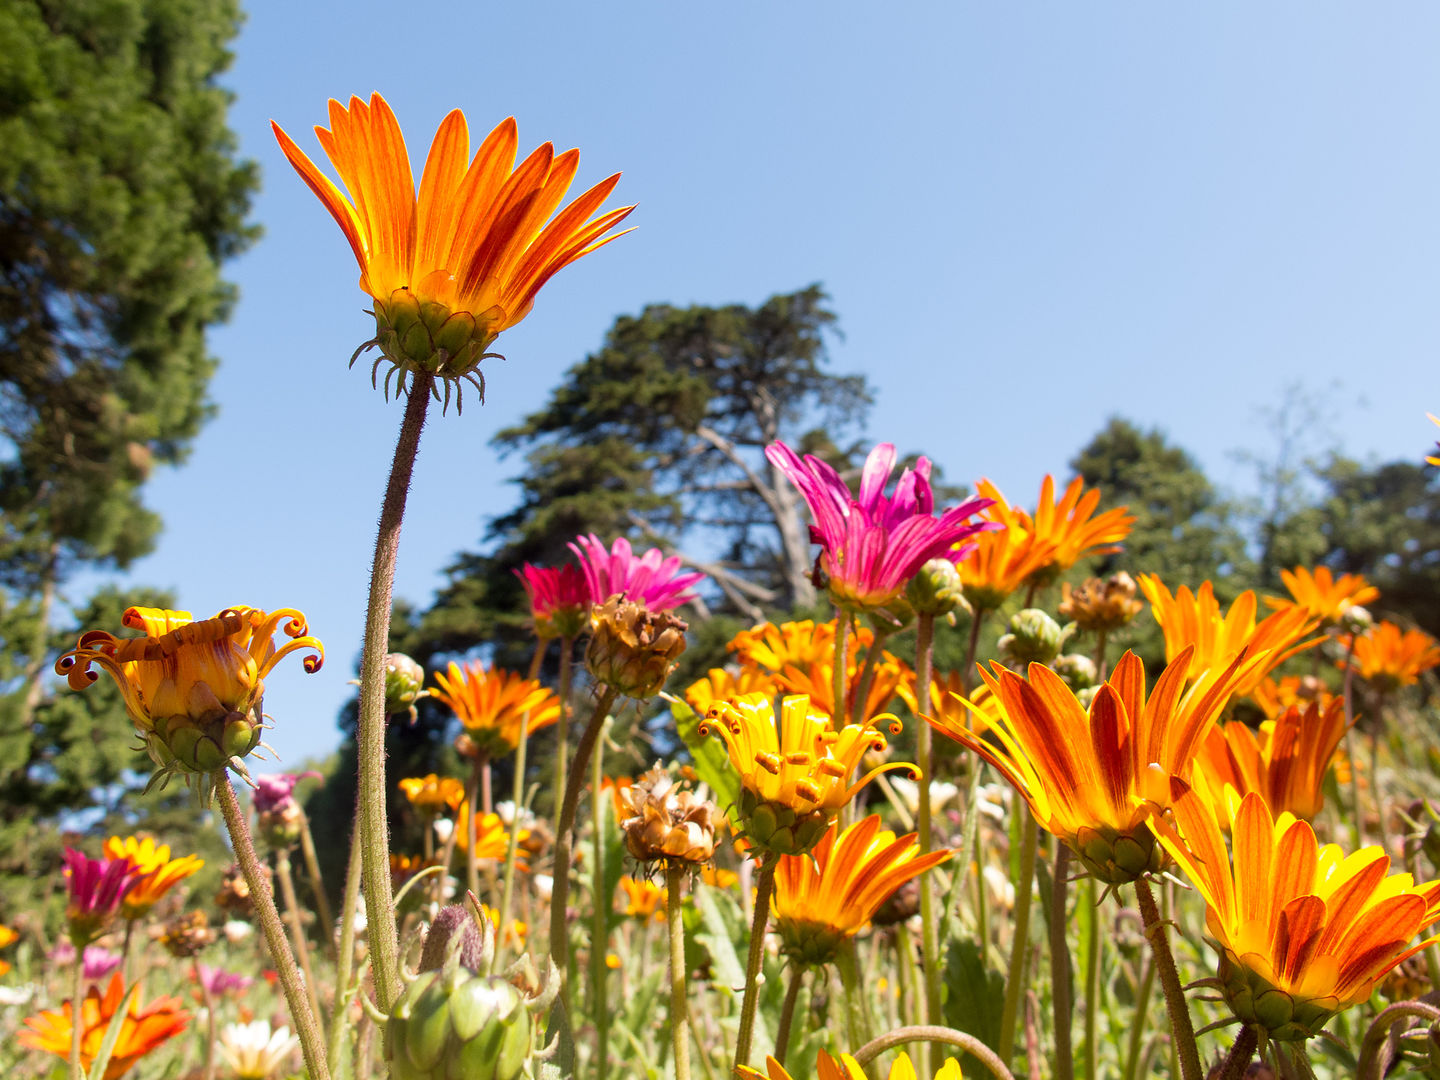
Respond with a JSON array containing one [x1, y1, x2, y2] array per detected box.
[[545, 997, 576, 1079], [87, 981, 142, 1080], [669, 696, 739, 813], [942, 937, 1005, 1066]]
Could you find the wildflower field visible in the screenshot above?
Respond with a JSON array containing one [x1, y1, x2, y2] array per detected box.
[[4, 54, 1440, 1080]]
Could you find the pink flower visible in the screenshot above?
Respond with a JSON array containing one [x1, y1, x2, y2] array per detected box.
[[568, 535, 705, 612], [252, 772, 321, 815], [195, 962, 254, 998], [764, 440, 996, 612], [62, 848, 141, 945], [81, 946, 123, 982], [514, 563, 592, 640]]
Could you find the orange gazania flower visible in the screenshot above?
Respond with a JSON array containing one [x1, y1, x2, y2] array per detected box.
[[0, 923, 16, 977], [1155, 782, 1440, 1041], [1137, 575, 1319, 696], [1194, 699, 1349, 822], [741, 1050, 963, 1080], [1342, 621, 1440, 692], [958, 479, 1059, 612], [453, 808, 528, 860], [55, 606, 323, 777], [772, 816, 951, 964], [272, 94, 634, 396], [929, 647, 1264, 883], [683, 667, 777, 716], [776, 650, 914, 728], [102, 836, 204, 920], [619, 876, 666, 922], [1248, 675, 1336, 720], [728, 619, 872, 675], [20, 974, 189, 1079], [1265, 566, 1379, 625], [702, 693, 916, 857], [431, 661, 560, 759], [1023, 475, 1134, 581], [397, 774, 466, 814]]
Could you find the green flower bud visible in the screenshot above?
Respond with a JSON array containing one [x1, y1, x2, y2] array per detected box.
[[735, 787, 831, 858], [905, 558, 968, 618], [1052, 653, 1098, 692], [385, 653, 428, 720], [997, 609, 1071, 666], [1072, 824, 1165, 885]]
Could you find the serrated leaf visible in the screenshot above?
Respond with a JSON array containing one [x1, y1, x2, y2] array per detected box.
[[669, 697, 740, 813]]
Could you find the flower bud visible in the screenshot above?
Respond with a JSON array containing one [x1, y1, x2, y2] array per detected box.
[[159, 910, 217, 958], [1052, 653, 1098, 692], [619, 765, 720, 866], [585, 597, 688, 699], [904, 558, 968, 618], [385, 653, 428, 720], [1340, 604, 1373, 636], [258, 800, 304, 850], [1058, 572, 1144, 632], [997, 609, 1069, 666], [215, 863, 267, 919]]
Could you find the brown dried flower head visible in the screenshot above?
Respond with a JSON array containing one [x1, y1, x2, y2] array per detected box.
[[619, 764, 719, 866], [586, 597, 688, 699], [1059, 571, 1144, 632], [158, 910, 217, 958], [214, 862, 267, 917]]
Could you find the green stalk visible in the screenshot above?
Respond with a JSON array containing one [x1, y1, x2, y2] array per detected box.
[[549, 685, 619, 1003], [355, 376, 432, 1011], [215, 774, 331, 1080], [1342, 633, 1363, 850], [774, 962, 806, 1067], [734, 858, 777, 1070], [329, 809, 364, 1074], [1120, 955, 1156, 1080], [1216, 1025, 1258, 1080], [850, 626, 890, 726], [495, 638, 547, 969], [913, 612, 943, 1078], [552, 635, 576, 837], [666, 861, 693, 1080], [1134, 877, 1201, 1080], [196, 960, 218, 1080], [832, 612, 850, 724], [997, 808, 1038, 1067], [463, 751, 488, 902], [297, 811, 334, 949], [69, 946, 83, 1080], [1049, 845, 1074, 1080], [276, 848, 326, 1034], [590, 716, 610, 1080], [835, 939, 874, 1052], [1083, 877, 1100, 1080]]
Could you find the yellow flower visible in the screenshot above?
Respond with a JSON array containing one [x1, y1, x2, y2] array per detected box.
[[1193, 699, 1349, 822], [1248, 675, 1335, 720], [772, 816, 951, 964], [479, 903, 526, 947], [397, 774, 466, 815], [0, 923, 15, 977], [1155, 782, 1440, 1040], [728, 620, 871, 674], [1137, 575, 1319, 696], [683, 667, 776, 715], [452, 808, 527, 861], [102, 836, 203, 920], [929, 648, 1264, 883], [55, 606, 322, 778], [775, 649, 914, 728], [619, 876, 666, 922], [702, 693, 916, 857], [272, 94, 634, 397], [430, 661, 560, 759], [1264, 566, 1379, 625], [740, 1050, 962, 1080], [1342, 621, 1440, 691], [701, 866, 739, 889]]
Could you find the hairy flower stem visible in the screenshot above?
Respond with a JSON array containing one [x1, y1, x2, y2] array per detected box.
[[1049, 845, 1074, 1080], [666, 861, 693, 1080], [734, 858, 777, 1071], [850, 627, 891, 726], [1092, 628, 1110, 682], [329, 808, 363, 1073], [464, 752, 488, 901], [998, 808, 1038, 1068], [549, 685, 619, 1001], [495, 641, 547, 970], [297, 812, 335, 949], [913, 612, 943, 1077], [276, 848, 326, 1034], [1120, 956, 1156, 1080], [590, 717, 610, 1080], [1134, 877, 1201, 1080], [1217, 1025, 1259, 1080], [356, 376, 432, 1011], [552, 635, 576, 837], [774, 962, 806, 1067], [1083, 877, 1100, 1080], [69, 947, 83, 1080], [196, 961, 218, 1080], [215, 774, 332, 1080], [961, 609, 987, 695], [836, 939, 873, 1052]]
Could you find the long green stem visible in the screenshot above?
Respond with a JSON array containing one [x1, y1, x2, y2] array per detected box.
[[549, 685, 619, 1000], [552, 635, 575, 837], [297, 812, 335, 949], [214, 774, 331, 1080], [998, 808, 1038, 1067], [1342, 633, 1363, 850], [496, 640, 546, 969], [355, 377, 432, 1011], [590, 716, 610, 1080], [1049, 845, 1074, 1080], [1120, 955, 1156, 1080], [852, 1026, 1017, 1080], [836, 938, 873, 1052], [69, 947, 83, 1080], [1083, 877, 1100, 1080], [960, 609, 986, 694], [329, 809, 364, 1074], [197, 960, 218, 1080], [276, 849, 326, 1034], [850, 627, 890, 726], [734, 858, 777, 1071], [913, 612, 943, 1078], [666, 861, 693, 1080], [832, 613, 850, 723], [464, 752, 486, 902], [774, 962, 806, 1067], [1134, 877, 1201, 1080]]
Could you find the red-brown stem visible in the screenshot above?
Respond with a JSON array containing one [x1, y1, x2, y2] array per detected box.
[[1134, 877, 1201, 1080]]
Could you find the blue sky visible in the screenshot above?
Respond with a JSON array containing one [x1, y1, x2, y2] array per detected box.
[[78, 4, 1440, 767]]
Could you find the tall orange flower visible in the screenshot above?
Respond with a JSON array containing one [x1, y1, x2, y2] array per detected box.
[[928, 647, 1264, 883], [772, 816, 951, 964], [452, 809, 528, 860], [430, 661, 561, 759], [618, 876, 666, 922], [102, 836, 204, 920], [1137, 575, 1319, 695], [1193, 699, 1349, 822], [1264, 566, 1378, 625], [397, 774, 465, 815], [1248, 675, 1335, 720], [1155, 782, 1440, 1041], [20, 974, 189, 1079], [958, 479, 1058, 612], [741, 1050, 963, 1080], [728, 619, 871, 675], [1024, 474, 1134, 581], [1342, 621, 1440, 692], [775, 650, 914, 727], [683, 667, 776, 716], [272, 94, 634, 398]]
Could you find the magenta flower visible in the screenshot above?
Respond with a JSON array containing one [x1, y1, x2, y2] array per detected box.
[[764, 440, 996, 612], [252, 772, 321, 815], [514, 563, 592, 640], [81, 946, 123, 982], [568, 535, 705, 612], [62, 848, 141, 946], [195, 962, 254, 997]]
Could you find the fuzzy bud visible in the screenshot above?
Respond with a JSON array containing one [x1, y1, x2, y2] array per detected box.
[[1052, 654, 1098, 692], [904, 558, 968, 618], [998, 609, 1070, 666], [159, 910, 216, 958], [585, 597, 688, 699], [385, 653, 428, 720]]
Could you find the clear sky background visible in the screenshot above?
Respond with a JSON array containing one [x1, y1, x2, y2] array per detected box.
[[77, 4, 1440, 768]]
